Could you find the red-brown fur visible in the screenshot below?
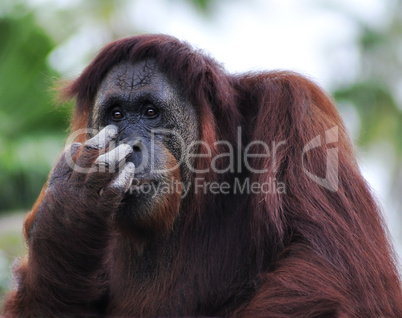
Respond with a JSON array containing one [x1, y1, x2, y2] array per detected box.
[[3, 34, 402, 317]]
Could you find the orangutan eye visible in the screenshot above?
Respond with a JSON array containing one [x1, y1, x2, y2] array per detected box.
[[111, 107, 124, 121], [143, 105, 159, 118]]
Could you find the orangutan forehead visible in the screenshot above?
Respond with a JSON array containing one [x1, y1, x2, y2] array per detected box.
[[95, 60, 158, 100], [102, 60, 157, 91]]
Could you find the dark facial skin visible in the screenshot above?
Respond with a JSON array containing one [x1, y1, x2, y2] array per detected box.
[[90, 60, 199, 234]]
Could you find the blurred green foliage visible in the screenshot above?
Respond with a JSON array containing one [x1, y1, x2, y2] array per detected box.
[[333, 2, 402, 205], [334, 17, 402, 159], [335, 82, 402, 155], [0, 212, 26, 307], [192, 0, 212, 12], [0, 13, 70, 212]]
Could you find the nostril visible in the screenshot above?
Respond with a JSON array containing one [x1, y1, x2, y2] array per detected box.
[[124, 138, 142, 149], [130, 139, 144, 152], [133, 145, 142, 152], [124, 138, 147, 172]]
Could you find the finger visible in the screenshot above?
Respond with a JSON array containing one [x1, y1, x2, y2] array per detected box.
[[110, 162, 135, 193], [85, 125, 118, 149], [94, 144, 133, 171], [100, 162, 135, 202], [85, 144, 133, 191], [48, 143, 81, 185], [70, 125, 119, 180]]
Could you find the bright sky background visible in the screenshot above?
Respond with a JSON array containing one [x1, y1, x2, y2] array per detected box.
[[26, 0, 402, 264], [38, 0, 393, 87]]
